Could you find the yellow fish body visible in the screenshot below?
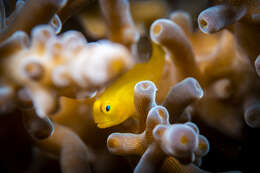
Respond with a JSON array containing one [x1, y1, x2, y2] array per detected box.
[[93, 43, 165, 128]]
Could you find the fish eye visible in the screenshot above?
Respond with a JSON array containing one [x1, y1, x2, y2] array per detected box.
[[106, 105, 111, 112], [100, 103, 112, 113]]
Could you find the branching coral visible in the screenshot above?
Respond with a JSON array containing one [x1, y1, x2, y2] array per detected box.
[[99, 0, 139, 48], [0, 24, 133, 119], [145, 13, 255, 140], [107, 79, 210, 172], [58, 0, 96, 23], [198, 3, 247, 34], [162, 78, 204, 123], [79, 0, 169, 41], [150, 18, 201, 81], [198, 0, 259, 34], [156, 10, 256, 140], [0, 29, 28, 57], [198, 0, 260, 62], [0, 82, 16, 114], [22, 108, 54, 140], [0, 0, 67, 42], [35, 123, 91, 173], [243, 96, 260, 128], [48, 96, 134, 173]]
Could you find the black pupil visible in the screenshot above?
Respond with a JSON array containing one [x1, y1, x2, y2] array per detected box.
[[106, 105, 110, 112]]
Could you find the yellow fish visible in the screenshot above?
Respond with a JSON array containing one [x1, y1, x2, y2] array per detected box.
[[93, 42, 165, 128]]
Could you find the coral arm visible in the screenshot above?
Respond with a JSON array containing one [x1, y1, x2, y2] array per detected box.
[[0, 0, 67, 43], [198, 4, 247, 34], [150, 19, 201, 81], [243, 96, 260, 128], [0, 30, 28, 58], [22, 108, 54, 139], [163, 78, 203, 123], [134, 143, 165, 173], [99, 0, 139, 47], [170, 11, 193, 37], [134, 80, 157, 128], [58, 0, 95, 23], [36, 123, 91, 173]]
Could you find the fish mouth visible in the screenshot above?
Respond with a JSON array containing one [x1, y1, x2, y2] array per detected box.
[[97, 122, 112, 128], [95, 116, 125, 128], [96, 121, 115, 128], [93, 115, 113, 128], [95, 116, 127, 128], [93, 114, 111, 128], [93, 112, 113, 128]]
